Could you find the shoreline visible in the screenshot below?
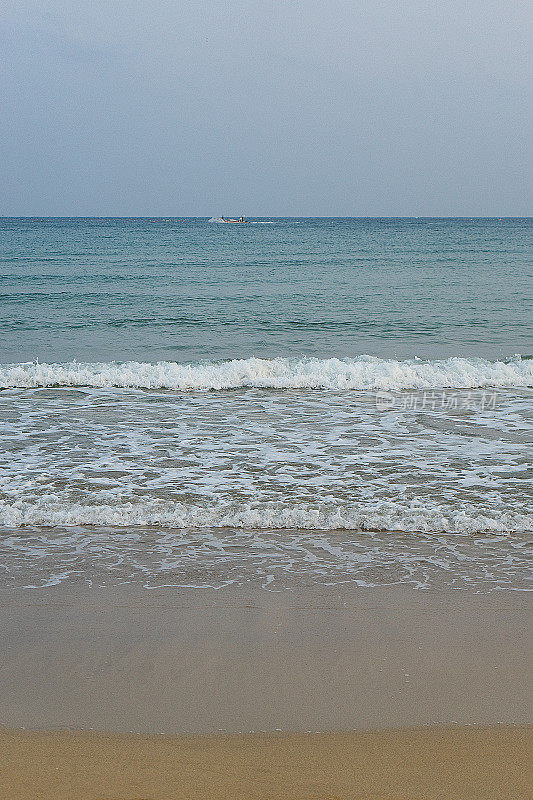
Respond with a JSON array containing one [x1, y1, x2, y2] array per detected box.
[[1, 725, 531, 799]]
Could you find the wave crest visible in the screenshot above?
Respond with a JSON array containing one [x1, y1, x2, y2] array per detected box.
[[1, 499, 531, 533], [0, 356, 531, 391]]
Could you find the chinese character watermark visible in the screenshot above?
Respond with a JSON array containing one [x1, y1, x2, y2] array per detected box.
[[375, 390, 498, 412]]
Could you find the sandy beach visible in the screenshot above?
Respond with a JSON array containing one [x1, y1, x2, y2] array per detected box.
[[0, 584, 531, 797], [1, 585, 531, 733], [2, 725, 532, 800]]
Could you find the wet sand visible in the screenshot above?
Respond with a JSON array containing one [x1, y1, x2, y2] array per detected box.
[[1, 725, 532, 800], [0, 585, 531, 733], [0, 585, 531, 798]]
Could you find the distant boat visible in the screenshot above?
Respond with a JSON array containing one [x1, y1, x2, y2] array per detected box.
[[209, 216, 250, 224]]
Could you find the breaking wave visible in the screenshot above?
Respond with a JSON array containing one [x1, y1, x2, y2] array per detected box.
[[1, 499, 531, 533], [0, 356, 532, 391]]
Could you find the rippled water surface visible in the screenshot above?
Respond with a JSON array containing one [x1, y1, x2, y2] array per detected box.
[[1, 217, 531, 590]]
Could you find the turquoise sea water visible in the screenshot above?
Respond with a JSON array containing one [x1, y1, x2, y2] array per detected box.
[[0, 217, 532, 590], [1, 217, 531, 363]]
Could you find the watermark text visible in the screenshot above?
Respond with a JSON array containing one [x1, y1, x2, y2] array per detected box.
[[375, 390, 498, 412]]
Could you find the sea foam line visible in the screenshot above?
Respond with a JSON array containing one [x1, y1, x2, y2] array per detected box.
[[1, 499, 531, 533], [0, 356, 532, 390]]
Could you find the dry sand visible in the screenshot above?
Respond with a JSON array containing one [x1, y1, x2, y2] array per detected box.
[[1, 725, 531, 800]]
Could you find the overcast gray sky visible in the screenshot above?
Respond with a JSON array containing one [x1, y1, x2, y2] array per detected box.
[[1, 0, 531, 215]]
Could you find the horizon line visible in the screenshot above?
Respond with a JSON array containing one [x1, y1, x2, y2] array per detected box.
[[1, 215, 531, 220]]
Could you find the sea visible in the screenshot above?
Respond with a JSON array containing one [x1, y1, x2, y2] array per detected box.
[[0, 217, 531, 591]]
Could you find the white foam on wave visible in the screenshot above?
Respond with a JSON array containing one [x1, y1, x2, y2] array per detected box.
[[0, 356, 531, 391], [1, 498, 531, 533]]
